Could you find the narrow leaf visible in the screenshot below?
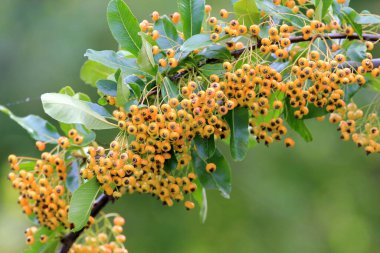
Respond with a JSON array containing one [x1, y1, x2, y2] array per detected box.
[[116, 74, 130, 107], [178, 0, 205, 39], [137, 33, 158, 76], [225, 107, 249, 161], [107, 0, 142, 56], [68, 177, 101, 232], [341, 7, 362, 37], [161, 77, 179, 102]]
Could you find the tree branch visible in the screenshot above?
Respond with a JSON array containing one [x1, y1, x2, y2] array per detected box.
[[58, 194, 114, 253], [231, 33, 380, 58], [57, 32, 380, 253]]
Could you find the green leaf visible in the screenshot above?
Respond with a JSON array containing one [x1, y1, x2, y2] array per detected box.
[[59, 86, 76, 96], [233, 0, 260, 27], [346, 41, 367, 62], [366, 74, 380, 91], [199, 63, 225, 77], [66, 158, 82, 193], [23, 226, 56, 253], [284, 100, 313, 142], [107, 0, 142, 56], [116, 74, 130, 107], [180, 34, 213, 53], [41, 93, 116, 130], [68, 177, 101, 232], [178, 0, 205, 39], [355, 13, 380, 24], [96, 80, 117, 97], [225, 107, 249, 161], [80, 60, 114, 87], [85, 49, 149, 77], [0, 105, 60, 142], [161, 77, 179, 102], [256, 91, 285, 124], [194, 134, 215, 160], [315, 0, 333, 20], [192, 178, 208, 223], [74, 92, 92, 102], [60, 123, 96, 146], [154, 16, 182, 49], [164, 149, 178, 173], [302, 104, 328, 120], [341, 7, 362, 37], [343, 83, 361, 102], [198, 45, 232, 60], [137, 33, 158, 76], [257, 0, 308, 28], [19, 161, 37, 171], [191, 148, 232, 198]]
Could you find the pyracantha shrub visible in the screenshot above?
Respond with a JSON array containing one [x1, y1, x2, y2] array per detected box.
[[3, 0, 380, 252]]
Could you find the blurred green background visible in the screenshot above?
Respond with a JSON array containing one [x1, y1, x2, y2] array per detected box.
[[1, 0, 380, 252]]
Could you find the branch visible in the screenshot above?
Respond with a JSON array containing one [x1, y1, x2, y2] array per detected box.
[[56, 32, 380, 253], [231, 33, 380, 58], [58, 194, 114, 253]]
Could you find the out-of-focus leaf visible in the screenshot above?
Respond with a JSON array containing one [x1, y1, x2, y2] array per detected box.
[[257, 0, 308, 28], [85, 49, 149, 77], [340, 7, 362, 37], [192, 178, 208, 223], [198, 45, 232, 60], [96, 80, 117, 97], [0, 105, 60, 142], [355, 13, 380, 24], [80, 60, 114, 87], [59, 86, 76, 96], [233, 0, 260, 26], [200, 63, 225, 77], [315, 0, 333, 20], [345, 41, 367, 62], [180, 34, 213, 53]]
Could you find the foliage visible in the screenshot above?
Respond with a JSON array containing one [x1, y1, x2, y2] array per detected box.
[[3, 0, 380, 252]]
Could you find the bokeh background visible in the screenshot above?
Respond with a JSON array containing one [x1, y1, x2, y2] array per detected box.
[[1, 0, 380, 252]]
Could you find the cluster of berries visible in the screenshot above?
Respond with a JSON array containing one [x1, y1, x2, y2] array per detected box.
[[330, 102, 380, 154], [70, 215, 128, 253]]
